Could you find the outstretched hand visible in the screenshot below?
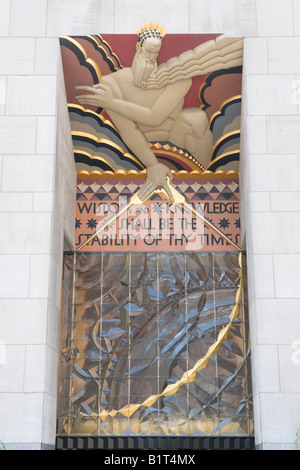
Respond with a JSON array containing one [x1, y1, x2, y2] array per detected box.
[[75, 87, 174, 202], [75, 84, 114, 109], [137, 163, 174, 203]]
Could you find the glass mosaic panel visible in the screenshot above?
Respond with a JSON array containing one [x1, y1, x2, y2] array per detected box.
[[57, 251, 253, 437]]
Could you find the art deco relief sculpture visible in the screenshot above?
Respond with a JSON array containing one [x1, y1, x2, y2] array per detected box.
[[76, 24, 243, 202]]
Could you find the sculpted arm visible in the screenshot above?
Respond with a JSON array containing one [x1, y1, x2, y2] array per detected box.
[[106, 109, 174, 201], [75, 80, 177, 201], [76, 79, 191, 127], [145, 35, 244, 89]]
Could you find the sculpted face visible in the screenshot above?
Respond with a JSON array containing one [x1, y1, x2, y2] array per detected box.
[[132, 37, 162, 88], [141, 37, 161, 62]]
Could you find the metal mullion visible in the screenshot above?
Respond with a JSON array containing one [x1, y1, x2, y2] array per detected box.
[[240, 254, 251, 435], [212, 252, 220, 433], [185, 253, 189, 435], [67, 251, 77, 436], [97, 252, 104, 435], [156, 253, 160, 434], [128, 252, 132, 432]]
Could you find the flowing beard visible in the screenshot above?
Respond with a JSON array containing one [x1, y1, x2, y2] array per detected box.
[[132, 56, 156, 88]]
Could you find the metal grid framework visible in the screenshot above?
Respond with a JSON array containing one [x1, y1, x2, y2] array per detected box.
[[57, 251, 253, 442], [55, 435, 255, 450]]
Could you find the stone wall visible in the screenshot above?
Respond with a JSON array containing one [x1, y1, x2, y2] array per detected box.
[[0, 0, 300, 450]]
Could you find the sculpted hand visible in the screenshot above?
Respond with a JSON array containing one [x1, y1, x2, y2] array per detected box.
[[137, 163, 174, 203], [75, 84, 114, 109]]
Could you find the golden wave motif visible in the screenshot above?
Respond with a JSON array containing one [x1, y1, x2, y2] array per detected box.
[[76, 169, 239, 180], [96, 34, 123, 69], [206, 150, 240, 171], [63, 36, 102, 83], [209, 94, 242, 127], [74, 150, 115, 172], [72, 130, 144, 169], [68, 104, 116, 128], [211, 130, 241, 157]]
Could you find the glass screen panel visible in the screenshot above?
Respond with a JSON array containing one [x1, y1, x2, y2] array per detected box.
[[57, 251, 253, 437]]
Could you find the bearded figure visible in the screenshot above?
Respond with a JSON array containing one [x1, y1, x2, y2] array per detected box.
[[76, 24, 243, 202]]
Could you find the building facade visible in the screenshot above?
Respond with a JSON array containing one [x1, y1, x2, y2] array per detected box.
[[0, 0, 300, 451]]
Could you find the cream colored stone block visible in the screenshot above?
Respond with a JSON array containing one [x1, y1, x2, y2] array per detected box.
[[63, 179, 76, 249], [243, 38, 268, 75], [10, 0, 47, 37], [49, 257, 63, 308], [53, 160, 76, 231], [0, 393, 44, 443], [249, 343, 259, 394], [0, 77, 7, 115], [0, 0, 10, 37], [2, 155, 54, 192], [267, 116, 300, 154], [0, 38, 35, 75], [252, 212, 300, 254], [260, 393, 300, 444], [115, 0, 189, 33], [278, 345, 300, 393], [46, 300, 60, 351], [33, 193, 54, 212], [57, 76, 71, 125], [0, 192, 33, 212], [7, 76, 57, 116], [271, 192, 300, 212], [29, 255, 51, 298], [56, 134, 75, 179], [0, 155, 2, 191], [0, 117, 36, 154], [24, 345, 46, 392], [0, 299, 48, 344], [245, 115, 269, 156], [252, 390, 262, 444], [245, 259, 257, 344], [42, 393, 58, 446], [50, 211, 64, 263], [190, 0, 256, 35], [256, 0, 293, 36], [268, 37, 300, 74], [35, 38, 60, 75], [292, 0, 300, 36], [250, 192, 270, 212], [0, 212, 52, 254], [246, 75, 297, 116], [248, 155, 300, 192], [0, 346, 25, 392], [256, 299, 300, 345], [295, 75, 300, 115], [254, 345, 280, 393], [274, 254, 300, 298], [44, 346, 59, 398], [0, 255, 30, 298], [36, 117, 57, 154], [252, 254, 274, 298], [47, 0, 114, 36]]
